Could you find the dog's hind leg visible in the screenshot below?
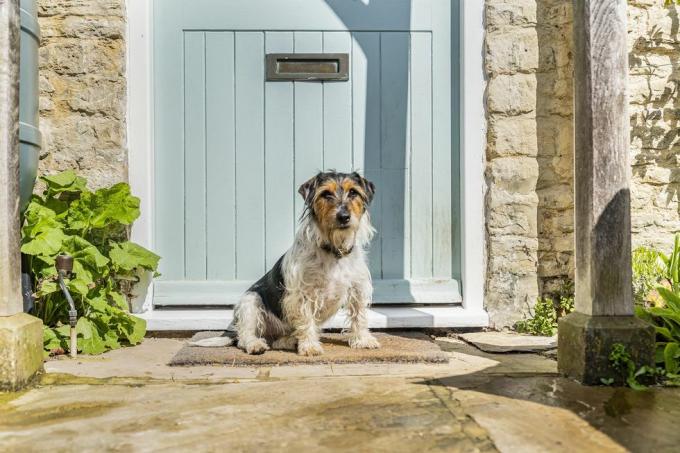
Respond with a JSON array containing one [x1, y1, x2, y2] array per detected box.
[[234, 292, 270, 354]]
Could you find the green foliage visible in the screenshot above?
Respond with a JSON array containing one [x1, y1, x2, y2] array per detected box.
[[632, 247, 663, 306], [603, 343, 659, 390], [515, 282, 574, 336], [635, 234, 680, 382], [515, 298, 558, 336], [658, 234, 680, 293], [22, 170, 160, 356], [665, 0, 680, 6]]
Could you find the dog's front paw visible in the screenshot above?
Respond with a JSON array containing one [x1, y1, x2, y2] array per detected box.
[[349, 334, 380, 349], [297, 340, 324, 356], [243, 338, 269, 355]]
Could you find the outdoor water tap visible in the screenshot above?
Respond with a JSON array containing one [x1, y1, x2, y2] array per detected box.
[[56, 254, 78, 358]]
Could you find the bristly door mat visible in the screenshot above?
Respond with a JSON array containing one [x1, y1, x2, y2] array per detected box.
[[169, 331, 449, 366]]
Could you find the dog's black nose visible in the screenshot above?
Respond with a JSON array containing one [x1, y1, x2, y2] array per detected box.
[[336, 211, 351, 225]]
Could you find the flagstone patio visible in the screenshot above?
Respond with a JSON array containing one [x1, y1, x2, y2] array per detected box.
[[1, 333, 677, 452]]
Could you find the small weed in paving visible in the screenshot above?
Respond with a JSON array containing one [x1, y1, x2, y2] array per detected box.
[[515, 282, 574, 337]]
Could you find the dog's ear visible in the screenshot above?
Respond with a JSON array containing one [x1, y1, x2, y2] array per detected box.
[[352, 172, 376, 204], [298, 173, 320, 205]]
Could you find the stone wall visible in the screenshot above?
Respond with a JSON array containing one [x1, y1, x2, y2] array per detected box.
[[37, 0, 126, 189], [629, 0, 680, 252], [484, 0, 574, 327], [485, 0, 680, 327]]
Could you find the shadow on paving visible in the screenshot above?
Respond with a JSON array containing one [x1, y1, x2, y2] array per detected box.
[[423, 339, 680, 453]]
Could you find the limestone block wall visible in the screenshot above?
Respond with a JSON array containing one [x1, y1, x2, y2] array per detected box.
[[629, 0, 680, 252], [484, 0, 574, 327], [37, 0, 126, 189], [485, 0, 680, 327]]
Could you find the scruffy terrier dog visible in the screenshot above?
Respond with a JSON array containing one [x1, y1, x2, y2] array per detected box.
[[192, 171, 379, 356]]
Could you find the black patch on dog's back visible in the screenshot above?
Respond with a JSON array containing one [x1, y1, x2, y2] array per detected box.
[[247, 255, 286, 319]]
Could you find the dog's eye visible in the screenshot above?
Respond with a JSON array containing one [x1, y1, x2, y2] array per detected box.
[[320, 190, 334, 200], [348, 189, 359, 198]]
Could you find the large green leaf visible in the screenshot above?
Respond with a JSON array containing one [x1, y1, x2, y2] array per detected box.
[[664, 343, 680, 374], [657, 286, 680, 312], [20, 218, 66, 256], [37, 279, 59, 298], [31, 255, 58, 279], [127, 316, 146, 344], [43, 326, 66, 351], [648, 306, 680, 321], [68, 183, 140, 231], [109, 291, 129, 311], [66, 275, 91, 296], [62, 235, 110, 271], [116, 314, 146, 345], [109, 241, 160, 272], [41, 170, 87, 196], [24, 196, 68, 225], [655, 326, 676, 342], [76, 317, 107, 355], [102, 330, 121, 350]]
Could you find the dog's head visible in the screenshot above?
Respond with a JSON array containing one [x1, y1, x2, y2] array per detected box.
[[298, 171, 375, 237]]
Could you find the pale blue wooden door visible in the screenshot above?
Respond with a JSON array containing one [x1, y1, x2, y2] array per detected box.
[[153, 0, 460, 306]]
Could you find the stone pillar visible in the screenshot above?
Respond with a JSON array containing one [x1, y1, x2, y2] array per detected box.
[[557, 0, 655, 385], [0, 0, 43, 391]]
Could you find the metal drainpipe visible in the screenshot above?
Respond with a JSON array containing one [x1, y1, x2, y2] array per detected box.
[[56, 255, 78, 358], [19, 0, 41, 313]]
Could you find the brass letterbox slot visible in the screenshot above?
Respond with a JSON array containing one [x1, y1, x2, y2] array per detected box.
[[266, 53, 349, 81]]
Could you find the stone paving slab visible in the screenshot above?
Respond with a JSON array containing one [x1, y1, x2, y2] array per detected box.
[[0, 376, 497, 452], [458, 331, 557, 353], [435, 374, 680, 453]]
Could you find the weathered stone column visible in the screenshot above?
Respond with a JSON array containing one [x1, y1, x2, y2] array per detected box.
[[557, 0, 655, 385], [0, 0, 43, 391]]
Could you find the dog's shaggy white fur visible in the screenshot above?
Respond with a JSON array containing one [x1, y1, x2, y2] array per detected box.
[[191, 177, 378, 356]]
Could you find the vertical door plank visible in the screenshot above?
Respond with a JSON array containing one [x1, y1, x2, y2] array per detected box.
[[293, 32, 323, 220], [410, 32, 433, 279], [380, 32, 410, 279], [235, 32, 265, 279], [183, 32, 207, 279], [432, 2, 452, 279], [352, 32, 382, 277], [265, 32, 295, 268], [206, 32, 236, 280], [322, 31, 352, 172], [154, 26, 185, 280]]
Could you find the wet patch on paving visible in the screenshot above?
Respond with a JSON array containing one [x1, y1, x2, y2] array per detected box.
[[431, 373, 680, 452], [0, 376, 498, 452]]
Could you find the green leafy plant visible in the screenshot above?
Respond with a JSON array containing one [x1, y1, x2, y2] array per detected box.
[[21, 171, 160, 356], [515, 282, 574, 336], [635, 234, 680, 380], [632, 246, 663, 306], [602, 343, 658, 390], [658, 234, 680, 293]]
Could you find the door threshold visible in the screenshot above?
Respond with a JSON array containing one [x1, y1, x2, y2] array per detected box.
[[139, 306, 489, 331]]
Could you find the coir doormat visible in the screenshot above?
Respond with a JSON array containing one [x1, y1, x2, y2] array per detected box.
[[169, 331, 449, 366]]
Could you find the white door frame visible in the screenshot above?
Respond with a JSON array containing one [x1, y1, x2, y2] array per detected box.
[[126, 0, 488, 329]]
